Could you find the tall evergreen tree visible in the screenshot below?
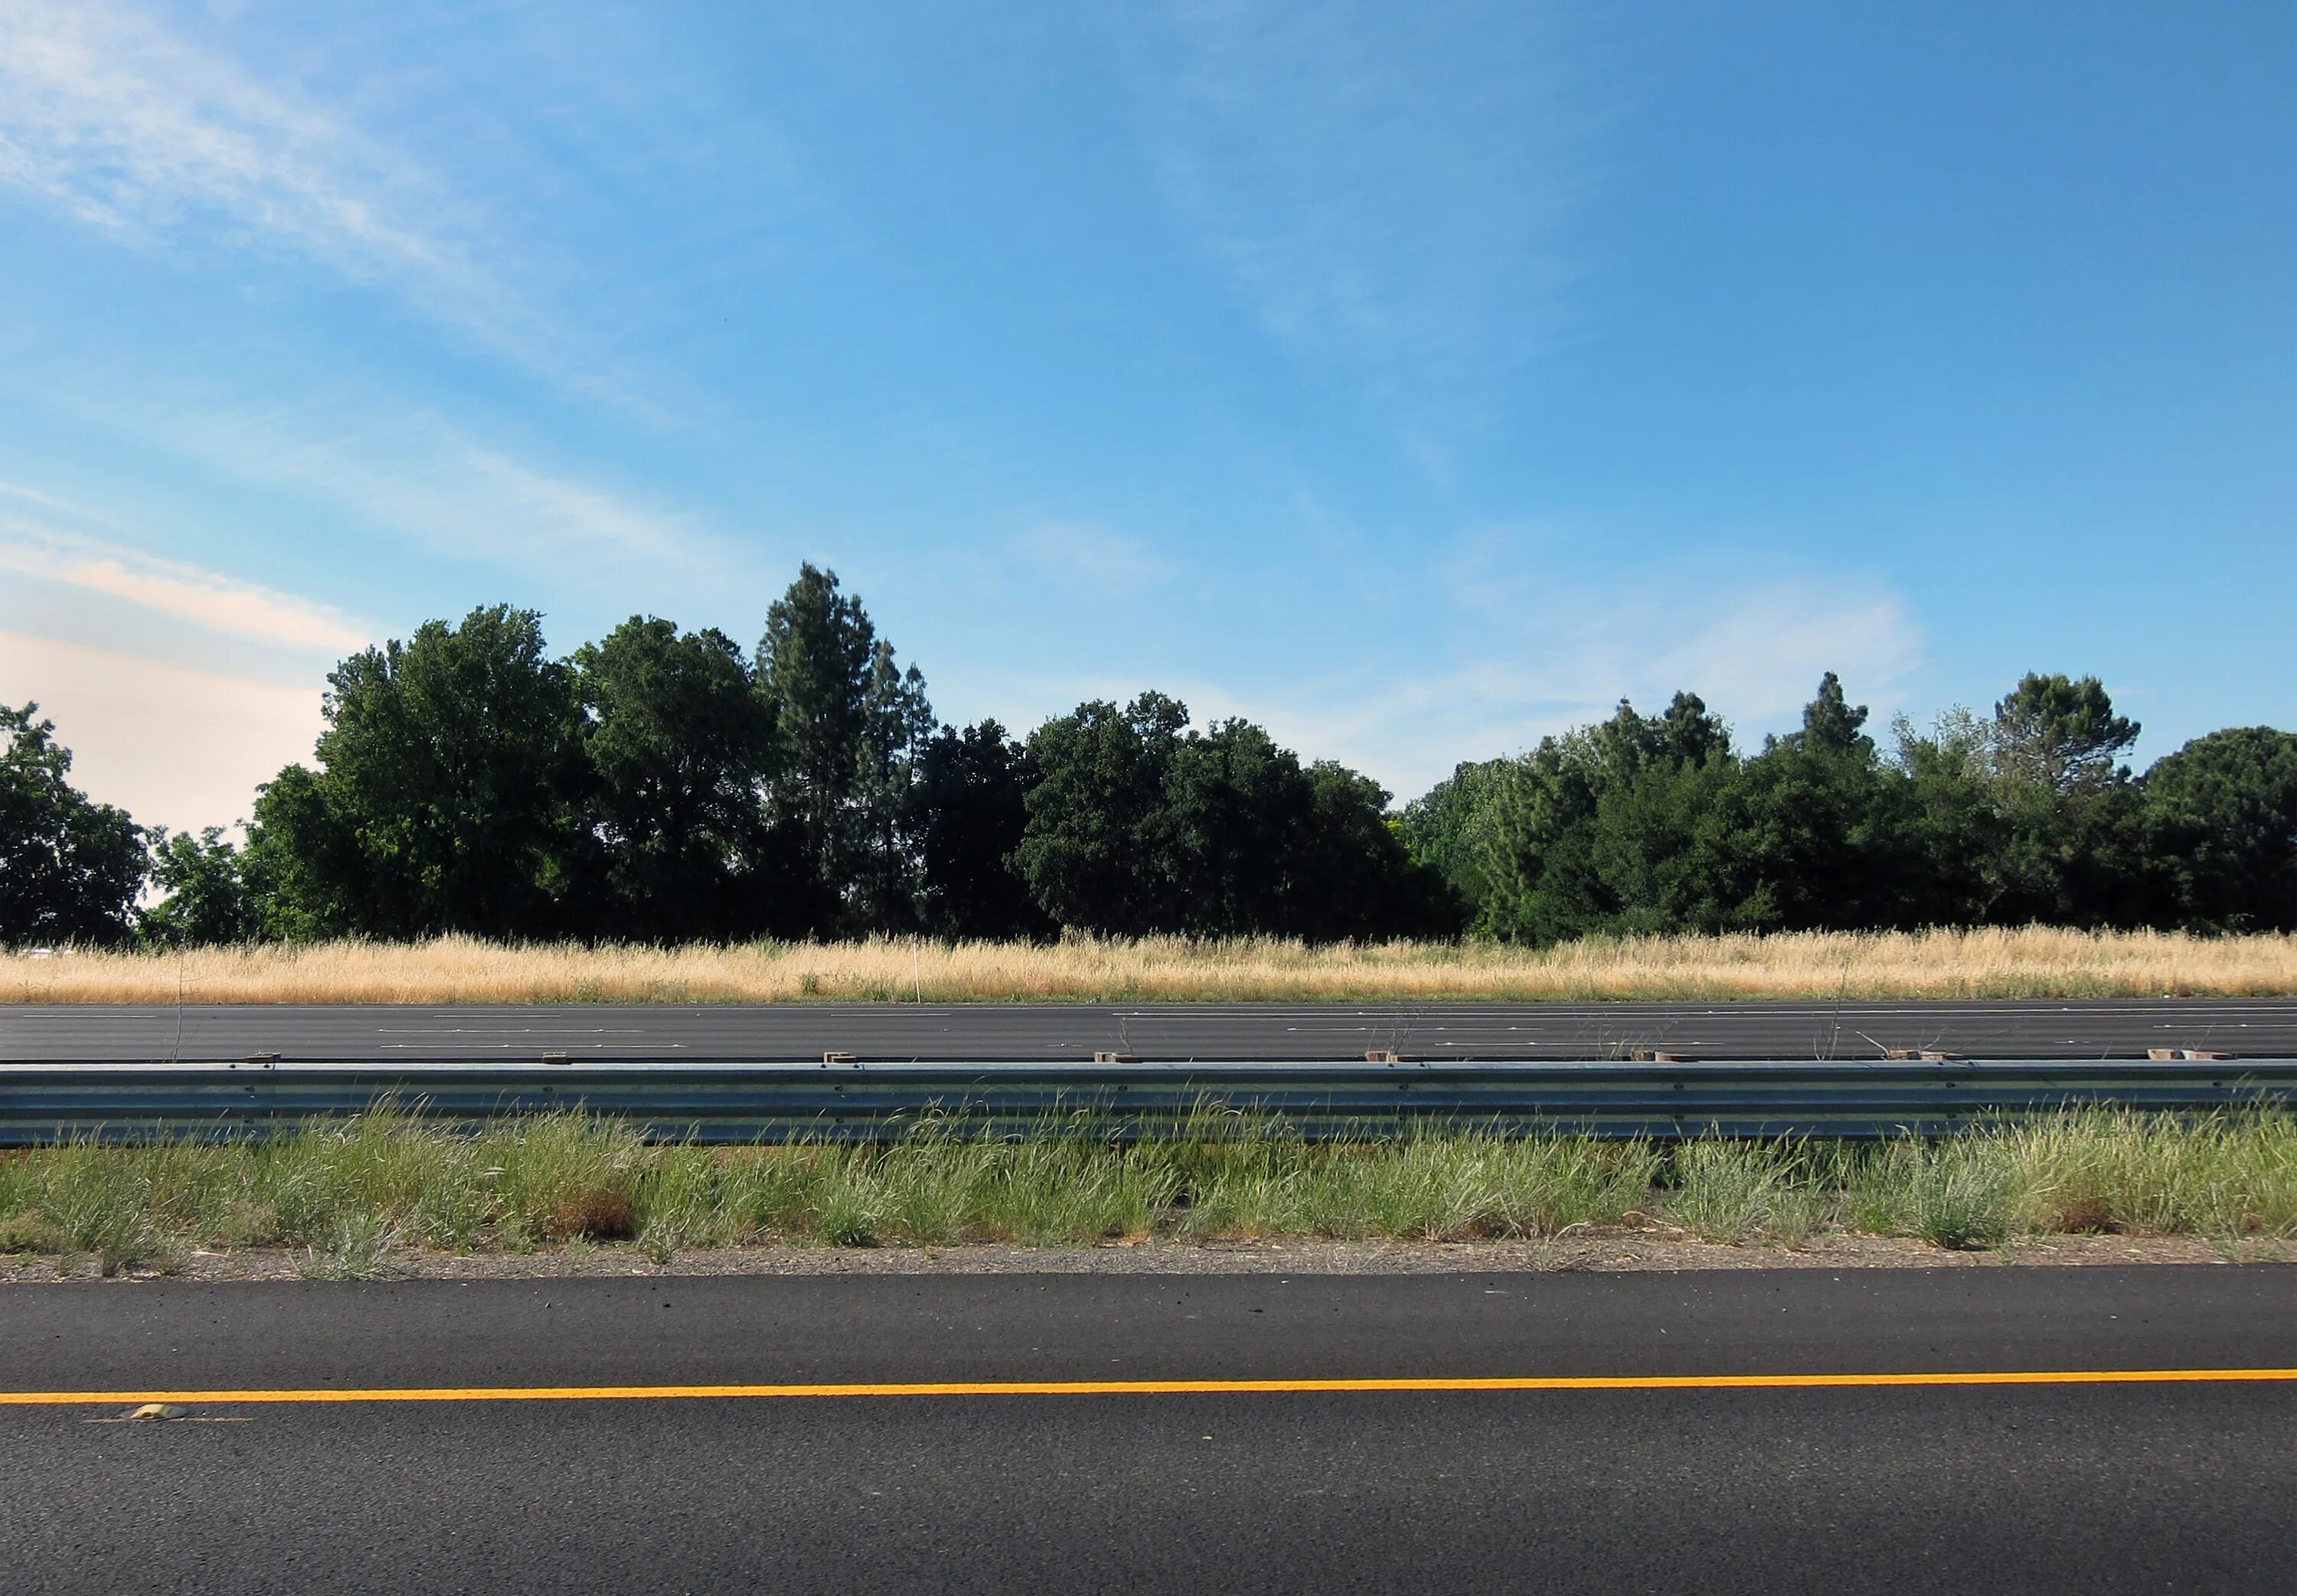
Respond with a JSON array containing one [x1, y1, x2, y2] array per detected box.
[[854, 638, 935, 929], [755, 564, 930, 932], [1990, 673, 2139, 795]]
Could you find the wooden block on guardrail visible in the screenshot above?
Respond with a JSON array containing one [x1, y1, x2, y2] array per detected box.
[[822, 1052, 858, 1065], [2182, 1049, 2231, 1061], [1093, 1051, 1139, 1064], [542, 1053, 571, 1066], [2148, 1048, 2180, 1061]]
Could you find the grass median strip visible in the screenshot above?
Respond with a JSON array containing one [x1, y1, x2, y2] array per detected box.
[[9, 1369, 2297, 1406], [4, 1105, 2295, 1276]]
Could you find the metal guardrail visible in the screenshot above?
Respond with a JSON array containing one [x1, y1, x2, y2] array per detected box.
[[2, 1057, 2294, 1144]]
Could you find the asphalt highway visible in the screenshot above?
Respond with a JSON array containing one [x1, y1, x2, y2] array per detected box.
[[2, 1268, 2292, 1594], [8, 997, 2297, 1062]]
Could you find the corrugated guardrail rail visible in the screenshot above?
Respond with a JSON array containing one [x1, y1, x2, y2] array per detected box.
[[2, 1057, 2295, 1143]]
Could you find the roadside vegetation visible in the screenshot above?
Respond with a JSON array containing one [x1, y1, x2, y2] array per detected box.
[[12, 926, 2297, 1005], [3, 1108, 2291, 1278], [8, 566, 2295, 958]]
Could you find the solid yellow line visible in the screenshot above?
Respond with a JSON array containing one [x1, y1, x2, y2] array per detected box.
[[4, 1369, 2297, 1406]]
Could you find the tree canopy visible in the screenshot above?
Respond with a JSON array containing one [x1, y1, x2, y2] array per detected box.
[[11, 565, 2294, 949], [0, 703, 145, 946]]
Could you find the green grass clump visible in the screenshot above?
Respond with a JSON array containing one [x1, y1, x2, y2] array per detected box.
[[0, 1108, 2291, 1272], [1665, 1141, 1826, 1242], [1167, 1125, 1656, 1242], [2004, 1108, 2297, 1239]]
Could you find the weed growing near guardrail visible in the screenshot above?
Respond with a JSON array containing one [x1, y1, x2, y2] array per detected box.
[[0, 1108, 2293, 1273]]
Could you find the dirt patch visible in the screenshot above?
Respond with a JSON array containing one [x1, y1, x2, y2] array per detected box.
[[3, 1230, 2283, 1283]]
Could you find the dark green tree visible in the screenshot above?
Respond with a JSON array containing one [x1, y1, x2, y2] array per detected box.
[[756, 565, 930, 932], [0, 703, 145, 945], [1019, 694, 1438, 940], [1991, 673, 2139, 795], [1478, 694, 1738, 942], [1798, 671, 1872, 758], [1158, 718, 1310, 935], [137, 827, 256, 947], [912, 720, 1050, 940], [573, 617, 782, 940], [2143, 727, 2297, 931], [1720, 676, 1908, 932], [1887, 710, 2001, 926], [854, 638, 935, 930], [1975, 674, 2146, 925], [1398, 759, 1509, 920], [1017, 693, 1190, 934], [1290, 762, 1463, 940], [252, 605, 593, 938]]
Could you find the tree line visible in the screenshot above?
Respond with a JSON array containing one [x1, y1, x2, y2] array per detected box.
[[1401, 674, 2297, 939], [4, 564, 2293, 947]]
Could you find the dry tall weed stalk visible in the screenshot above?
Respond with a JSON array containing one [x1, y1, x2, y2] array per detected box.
[[7, 928, 2295, 1005]]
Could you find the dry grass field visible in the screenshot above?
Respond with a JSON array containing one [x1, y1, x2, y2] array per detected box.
[[8, 927, 2296, 1005]]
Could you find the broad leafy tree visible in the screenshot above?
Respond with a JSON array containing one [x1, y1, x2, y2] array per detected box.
[[138, 827, 256, 947], [252, 605, 593, 938], [2144, 727, 2297, 931], [1017, 693, 1189, 935], [1292, 762, 1463, 940], [912, 720, 1050, 940], [1475, 693, 1740, 942], [1018, 694, 1433, 940], [574, 617, 781, 940], [1398, 759, 1508, 922], [0, 703, 145, 946]]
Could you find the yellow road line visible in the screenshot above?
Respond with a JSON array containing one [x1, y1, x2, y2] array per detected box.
[[4, 1369, 2297, 1405]]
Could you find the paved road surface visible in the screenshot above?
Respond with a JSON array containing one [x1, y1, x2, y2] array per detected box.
[[2, 1268, 2292, 1593], [7, 997, 2296, 1062]]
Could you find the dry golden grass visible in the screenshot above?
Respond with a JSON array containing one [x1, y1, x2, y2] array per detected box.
[[7, 927, 2296, 1004]]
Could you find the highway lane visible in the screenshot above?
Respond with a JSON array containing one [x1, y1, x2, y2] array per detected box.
[[7, 997, 2297, 1062], [2, 1268, 2292, 1594]]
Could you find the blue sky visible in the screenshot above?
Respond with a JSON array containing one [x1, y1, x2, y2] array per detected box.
[[2, 1, 2292, 834]]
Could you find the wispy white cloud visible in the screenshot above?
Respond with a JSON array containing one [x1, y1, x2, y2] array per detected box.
[[1121, 0, 1586, 401], [0, 630, 324, 833], [0, 3, 469, 268], [0, 517, 372, 654], [1008, 521, 1177, 596], [0, 477, 103, 518], [0, 0, 622, 397], [123, 394, 774, 613]]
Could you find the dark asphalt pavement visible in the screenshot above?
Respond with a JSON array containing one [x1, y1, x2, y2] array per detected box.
[[1, 1268, 2292, 1594], [8, 997, 2296, 1062]]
